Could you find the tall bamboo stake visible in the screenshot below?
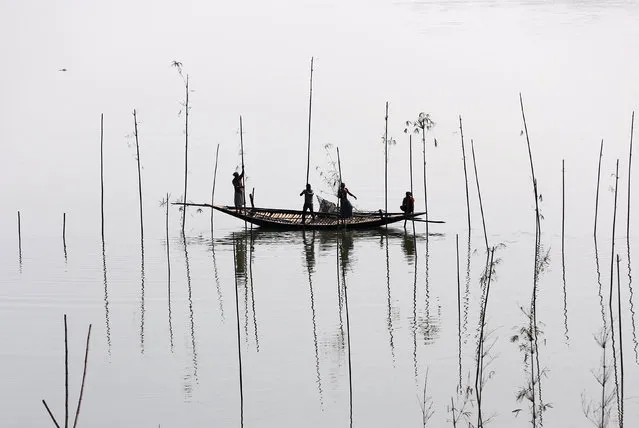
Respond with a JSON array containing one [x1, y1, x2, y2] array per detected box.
[[232, 235, 245, 427], [133, 109, 144, 244], [384, 101, 389, 214], [594, 139, 604, 237], [627, 112, 634, 248], [609, 159, 621, 424], [305, 57, 314, 186], [471, 140, 489, 253], [239, 116, 247, 227], [181, 75, 190, 235], [409, 134, 414, 195], [459, 116, 471, 236], [100, 114, 104, 241], [422, 127, 429, 237], [211, 143, 220, 231], [63, 213, 67, 260], [17, 211, 22, 266], [71, 324, 92, 428], [519, 93, 543, 425]]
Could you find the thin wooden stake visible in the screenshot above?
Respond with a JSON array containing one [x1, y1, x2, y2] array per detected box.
[[239, 116, 247, 228], [384, 101, 389, 214], [305, 57, 314, 186], [627, 112, 634, 248], [133, 109, 144, 244], [470, 140, 489, 253], [42, 400, 61, 428], [100, 114, 104, 241], [211, 143, 220, 230], [594, 139, 604, 237], [609, 160, 621, 424], [63, 213, 67, 260], [72, 325, 92, 428], [181, 75, 190, 235], [459, 116, 471, 236], [17, 211, 22, 265]]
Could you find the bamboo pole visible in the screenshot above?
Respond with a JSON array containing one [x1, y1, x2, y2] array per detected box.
[[594, 139, 604, 237], [17, 211, 22, 265], [384, 101, 389, 214], [609, 160, 621, 424], [211, 143, 220, 231], [305, 57, 314, 186], [470, 140, 489, 253], [627, 112, 634, 249], [100, 114, 104, 241], [72, 325, 92, 428], [519, 93, 543, 425], [181, 76, 190, 235], [42, 400, 60, 428], [240, 116, 247, 228], [63, 213, 67, 260], [459, 116, 471, 237], [422, 127, 429, 237], [133, 109, 144, 244]]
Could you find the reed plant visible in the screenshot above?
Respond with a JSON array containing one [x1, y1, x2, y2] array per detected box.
[[582, 328, 615, 428]]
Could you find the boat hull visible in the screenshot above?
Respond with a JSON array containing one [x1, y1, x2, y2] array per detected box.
[[210, 204, 426, 230]]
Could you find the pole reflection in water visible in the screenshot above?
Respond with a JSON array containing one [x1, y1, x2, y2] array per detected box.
[[338, 233, 354, 428], [165, 195, 173, 352], [139, 245, 146, 354], [595, 236, 607, 331], [211, 233, 225, 322], [463, 233, 471, 344], [232, 234, 245, 428], [385, 231, 395, 364], [456, 234, 462, 390], [233, 234, 250, 344], [182, 236, 199, 392], [303, 230, 323, 407], [248, 230, 260, 352], [101, 240, 111, 354], [411, 222, 419, 380]]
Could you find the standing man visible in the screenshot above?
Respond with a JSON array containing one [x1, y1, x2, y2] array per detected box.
[[232, 168, 245, 212], [300, 183, 316, 224]]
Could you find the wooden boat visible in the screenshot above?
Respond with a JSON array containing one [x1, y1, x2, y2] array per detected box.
[[180, 203, 437, 230]]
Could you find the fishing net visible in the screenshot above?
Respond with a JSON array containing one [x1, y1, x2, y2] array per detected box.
[[316, 195, 338, 214]]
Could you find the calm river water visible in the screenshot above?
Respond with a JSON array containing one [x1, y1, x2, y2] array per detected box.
[[1, 0, 639, 427]]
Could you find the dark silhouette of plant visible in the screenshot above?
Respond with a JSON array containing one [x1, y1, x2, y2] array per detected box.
[[582, 328, 615, 428]]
